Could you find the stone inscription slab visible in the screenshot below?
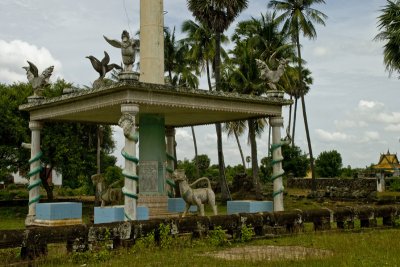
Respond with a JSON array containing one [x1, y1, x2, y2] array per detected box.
[[139, 161, 158, 192]]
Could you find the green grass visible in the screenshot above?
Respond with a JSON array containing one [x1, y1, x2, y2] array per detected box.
[[2, 228, 397, 266]]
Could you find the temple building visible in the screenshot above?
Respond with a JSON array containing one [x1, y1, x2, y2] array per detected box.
[[372, 150, 400, 176]]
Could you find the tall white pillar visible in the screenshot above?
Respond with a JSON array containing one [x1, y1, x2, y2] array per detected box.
[[140, 0, 164, 84], [119, 104, 139, 220], [270, 117, 285, 212], [26, 121, 43, 225], [165, 127, 176, 197]]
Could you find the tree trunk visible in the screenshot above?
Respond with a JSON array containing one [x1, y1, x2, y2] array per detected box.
[[234, 129, 246, 169], [40, 167, 54, 200], [206, 61, 213, 91], [191, 126, 200, 178], [291, 97, 298, 147], [287, 95, 293, 137], [296, 33, 316, 192], [216, 123, 229, 200], [248, 119, 262, 199]]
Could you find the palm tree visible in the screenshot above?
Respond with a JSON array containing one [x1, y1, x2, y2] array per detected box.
[[268, 0, 327, 192], [223, 121, 247, 168], [187, 0, 249, 200], [375, 0, 400, 76], [164, 26, 201, 177]]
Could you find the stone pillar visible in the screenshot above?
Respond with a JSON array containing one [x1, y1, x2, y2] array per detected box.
[[119, 104, 139, 221], [140, 0, 164, 84], [26, 121, 43, 225], [376, 173, 385, 193], [270, 117, 285, 212], [165, 127, 176, 197]]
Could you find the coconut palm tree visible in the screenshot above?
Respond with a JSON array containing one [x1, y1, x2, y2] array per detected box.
[[164, 26, 201, 177], [187, 0, 249, 200], [223, 121, 247, 169], [375, 0, 400, 76], [268, 0, 327, 192]]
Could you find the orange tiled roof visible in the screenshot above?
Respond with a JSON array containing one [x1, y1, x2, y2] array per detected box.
[[373, 151, 400, 170]]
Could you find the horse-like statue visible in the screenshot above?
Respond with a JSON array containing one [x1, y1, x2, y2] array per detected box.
[[91, 174, 123, 207]]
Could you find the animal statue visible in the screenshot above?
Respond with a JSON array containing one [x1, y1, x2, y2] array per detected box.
[[91, 174, 123, 207], [86, 51, 122, 88], [22, 61, 54, 97], [172, 169, 217, 217], [256, 58, 289, 91], [104, 30, 140, 72]]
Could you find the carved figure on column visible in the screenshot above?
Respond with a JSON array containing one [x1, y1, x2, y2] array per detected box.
[[86, 51, 122, 89], [22, 61, 54, 97], [104, 30, 139, 72]]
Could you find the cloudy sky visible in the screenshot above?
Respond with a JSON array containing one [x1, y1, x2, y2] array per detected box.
[[1, 0, 399, 168]]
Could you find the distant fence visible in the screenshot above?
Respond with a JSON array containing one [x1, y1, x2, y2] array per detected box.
[[1, 205, 399, 260]]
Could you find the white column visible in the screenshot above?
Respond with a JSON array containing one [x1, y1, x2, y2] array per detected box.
[[270, 117, 285, 212], [119, 104, 139, 220], [165, 127, 175, 196], [26, 121, 43, 225], [140, 0, 164, 84]]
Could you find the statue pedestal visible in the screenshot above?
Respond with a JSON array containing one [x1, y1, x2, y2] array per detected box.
[[227, 200, 273, 215], [167, 198, 197, 213], [266, 90, 284, 98], [94, 205, 149, 224], [119, 71, 139, 82], [27, 95, 45, 103], [33, 202, 82, 226]]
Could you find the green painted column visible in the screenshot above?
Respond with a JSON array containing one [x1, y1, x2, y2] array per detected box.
[[139, 114, 166, 195]]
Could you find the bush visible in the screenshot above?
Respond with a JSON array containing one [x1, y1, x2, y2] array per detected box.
[[390, 179, 400, 192]]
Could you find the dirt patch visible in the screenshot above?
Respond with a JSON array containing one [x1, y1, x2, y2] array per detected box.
[[205, 245, 333, 261]]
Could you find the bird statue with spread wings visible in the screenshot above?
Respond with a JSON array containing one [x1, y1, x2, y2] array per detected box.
[[86, 51, 122, 89], [256, 57, 289, 91], [104, 30, 139, 72], [22, 61, 54, 97]]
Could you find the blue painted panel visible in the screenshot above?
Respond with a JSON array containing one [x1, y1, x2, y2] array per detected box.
[[36, 202, 82, 220], [137, 206, 149, 220], [167, 198, 197, 212], [94, 206, 124, 224], [94, 206, 149, 224], [227, 201, 273, 215]]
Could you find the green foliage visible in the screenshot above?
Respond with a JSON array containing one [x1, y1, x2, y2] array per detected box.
[[238, 224, 255, 242], [340, 165, 356, 178], [133, 231, 156, 250], [193, 154, 211, 176], [390, 179, 400, 192], [207, 226, 230, 246], [225, 164, 245, 182], [177, 159, 196, 181], [103, 166, 124, 187], [260, 144, 309, 182], [158, 223, 173, 248], [315, 150, 343, 178]]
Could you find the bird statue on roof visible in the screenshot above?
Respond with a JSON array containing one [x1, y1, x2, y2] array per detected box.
[[256, 57, 289, 91], [104, 30, 139, 72], [22, 61, 54, 97], [86, 51, 122, 89]]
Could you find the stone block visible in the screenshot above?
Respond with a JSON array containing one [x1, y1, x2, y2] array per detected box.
[[167, 198, 197, 213], [94, 206, 149, 224], [36, 202, 82, 220], [227, 200, 273, 215]]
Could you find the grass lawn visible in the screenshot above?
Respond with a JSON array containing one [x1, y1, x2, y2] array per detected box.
[[1, 228, 397, 266]]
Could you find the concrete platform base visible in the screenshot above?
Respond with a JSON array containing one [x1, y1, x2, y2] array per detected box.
[[168, 198, 197, 213], [227, 200, 273, 215], [94, 205, 149, 224], [34, 202, 82, 226]]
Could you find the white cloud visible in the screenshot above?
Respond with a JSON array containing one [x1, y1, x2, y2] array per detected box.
[[313, 46, 328, 57], [357, 100, 383, 111], [315, 129, 350, 142], [358, 131, 380, 143], [334, 119, 368, 129], [0, 39, 62, 84], [385, 124, 400, 132]]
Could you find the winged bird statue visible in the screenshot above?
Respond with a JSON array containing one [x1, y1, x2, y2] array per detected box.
[[104, 30, 139, 72], [86, 51, 122, 89], [256, 58, 288, 91], [22, 61, 54, 97]]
